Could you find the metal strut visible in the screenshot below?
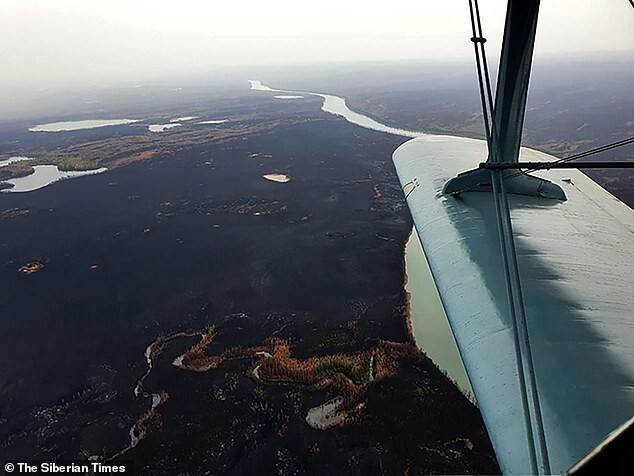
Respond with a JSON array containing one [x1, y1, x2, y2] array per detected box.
[[444, 0, 566, 201]]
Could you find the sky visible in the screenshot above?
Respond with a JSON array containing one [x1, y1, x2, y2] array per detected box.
[[1, 0, 633, 95]]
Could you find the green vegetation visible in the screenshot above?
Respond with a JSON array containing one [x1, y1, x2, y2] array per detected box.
[[0, 161, 35, 180], [316, 355, 374, 384], [54, 157, 99, 171], [317, 361, 353, 379]]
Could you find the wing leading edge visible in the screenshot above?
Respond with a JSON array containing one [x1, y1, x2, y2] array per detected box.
[[393, 135, 634, 474]]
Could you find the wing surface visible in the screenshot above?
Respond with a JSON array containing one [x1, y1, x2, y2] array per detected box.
[[393, 135, 634, 474]]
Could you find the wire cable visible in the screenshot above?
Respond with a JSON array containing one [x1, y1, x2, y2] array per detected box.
[[472, 0, 499, 162], [468, 0, 493, 150], [468, 1, 551, 472], [507, 136, 634, 179]]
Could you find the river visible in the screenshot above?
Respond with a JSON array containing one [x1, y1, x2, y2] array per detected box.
[[249, 79, 473, 396]]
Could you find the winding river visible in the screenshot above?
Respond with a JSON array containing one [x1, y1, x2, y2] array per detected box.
[[249, 79, 472, 396]]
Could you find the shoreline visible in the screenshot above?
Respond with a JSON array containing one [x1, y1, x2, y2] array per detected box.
[[400, 229, 416, 344], [404, 229, 473, 398]]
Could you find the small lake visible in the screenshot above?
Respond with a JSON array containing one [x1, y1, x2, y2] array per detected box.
[[2, 165, 107, 193], [170, 116, 198, 122], [149, 124, 181, 132], [198, 120, 228, 125], [263, 173, 291, 183], [29, 119, 140, 132]]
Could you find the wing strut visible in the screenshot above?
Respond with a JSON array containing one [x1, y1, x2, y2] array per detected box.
[[490, 0, 539, 165], [443, 1, 565, 200]]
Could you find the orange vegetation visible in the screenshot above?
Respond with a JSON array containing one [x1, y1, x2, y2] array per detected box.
[[134, 391, 170, 443], [148, 329, 207, 362], [178, 327, 224, 371], [252, 339, 417, 408], [173, 328, 419, 411], [0, 208, 30, 219], [39, 117, 282, 172], [141, 324, 422, 431], [18, 261, 44, 275]]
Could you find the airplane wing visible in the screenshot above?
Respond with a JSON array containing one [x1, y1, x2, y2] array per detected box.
[[393, 135, 634, 474]]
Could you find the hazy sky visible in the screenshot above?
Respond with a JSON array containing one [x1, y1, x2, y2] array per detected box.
[[2, 0, 633, 93]]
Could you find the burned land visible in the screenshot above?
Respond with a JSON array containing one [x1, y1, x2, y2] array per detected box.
[[0, 92, 499, 474]]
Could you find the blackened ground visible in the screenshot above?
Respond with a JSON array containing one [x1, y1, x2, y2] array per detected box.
[[0, 97, 499, 474]]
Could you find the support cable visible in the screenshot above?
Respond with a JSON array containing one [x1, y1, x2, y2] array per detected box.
[[497, 172, 551, 475], [490, 169, 539, 475], [483, 160, 634, 170], [472, 0, 498, 161], [468, 1, 551, 472], [506, 136, 634, 179], [468, 0, 493, 149]]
